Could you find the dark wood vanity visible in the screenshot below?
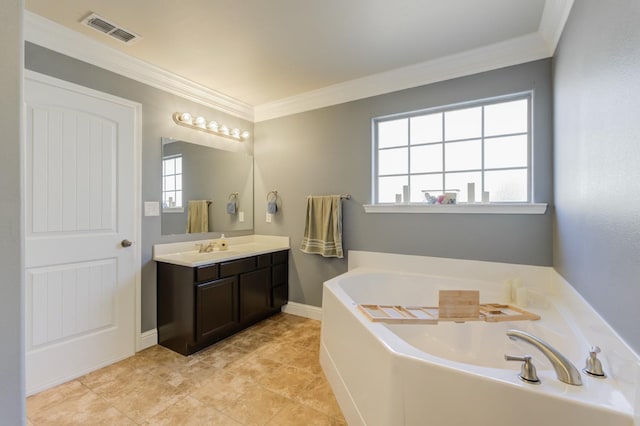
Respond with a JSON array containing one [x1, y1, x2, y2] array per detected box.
[[157, 250, 289, 355]]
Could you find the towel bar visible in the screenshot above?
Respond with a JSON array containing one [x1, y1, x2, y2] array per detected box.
[[307, 194, 350, 200]]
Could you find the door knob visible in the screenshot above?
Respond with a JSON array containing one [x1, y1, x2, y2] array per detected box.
[[121, 239, 133, 248]]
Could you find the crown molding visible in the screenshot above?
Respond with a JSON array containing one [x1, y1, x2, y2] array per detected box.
[[538, 0, 575, 54], [24, 11, 254, 122], [25, 0, 574, 124], [254, 32, 552, 122], [254, 0, 574, 122]]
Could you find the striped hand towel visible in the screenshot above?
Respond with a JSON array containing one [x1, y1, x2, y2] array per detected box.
[[300, 195, 343, 258]]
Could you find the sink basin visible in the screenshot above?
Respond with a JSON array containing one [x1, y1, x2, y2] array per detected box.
[[157, 249, 240, 265]]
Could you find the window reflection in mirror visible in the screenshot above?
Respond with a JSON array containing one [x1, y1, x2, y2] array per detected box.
[[162, 154, 183, 211]]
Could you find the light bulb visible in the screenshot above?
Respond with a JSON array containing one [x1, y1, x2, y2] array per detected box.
[[207, 121, 219, 131], [179, 112, 192, 124], [194, 116, 206, 128], [240, 131, 250, 139], [231, 128, 240, 138], [220, 125, 229, 135]]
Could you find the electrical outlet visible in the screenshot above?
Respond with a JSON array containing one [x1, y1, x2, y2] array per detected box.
[[239, 211, 245, 222], [266, 212, 272, 223]]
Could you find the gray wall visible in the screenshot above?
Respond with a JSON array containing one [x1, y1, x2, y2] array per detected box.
[[255, 59, 554, 307], [25, 42, 556, 337], [1, 1, 25, 423], [25, 43, 254, 332], [553, 2, 640, 353]]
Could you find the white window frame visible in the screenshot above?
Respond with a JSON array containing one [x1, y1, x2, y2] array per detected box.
[[366, 92, 547, 214], [162, 154, 184, 213]]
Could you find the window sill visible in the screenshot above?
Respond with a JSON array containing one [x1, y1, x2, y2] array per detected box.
[[362, 203, 548, 214], [162, 207, 184, 214]]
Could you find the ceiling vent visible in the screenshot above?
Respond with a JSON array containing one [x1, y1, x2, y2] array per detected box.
[[81, 13, 141, 44]]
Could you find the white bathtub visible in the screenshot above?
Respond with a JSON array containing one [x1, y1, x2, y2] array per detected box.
[[320, 251, 640, 426]]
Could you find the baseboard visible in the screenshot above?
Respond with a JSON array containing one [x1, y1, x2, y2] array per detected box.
[[281, 301, 323, 321], [137, 328, 158, 351]]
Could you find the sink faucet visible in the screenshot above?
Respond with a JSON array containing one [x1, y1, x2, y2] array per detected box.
[[507, 329, 582, 386], [196, 242, 216, 253]]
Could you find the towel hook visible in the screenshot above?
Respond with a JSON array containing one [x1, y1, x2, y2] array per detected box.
[[267, 190, 278, 201]]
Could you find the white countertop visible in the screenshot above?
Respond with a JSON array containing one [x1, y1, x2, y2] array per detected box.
[[153, 235, 290, 267]]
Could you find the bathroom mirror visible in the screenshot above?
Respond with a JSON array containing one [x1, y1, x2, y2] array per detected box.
[[161, 137, 254, 235]]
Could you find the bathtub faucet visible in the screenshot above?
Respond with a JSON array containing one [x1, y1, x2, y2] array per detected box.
[[506, 329, 582, 386]]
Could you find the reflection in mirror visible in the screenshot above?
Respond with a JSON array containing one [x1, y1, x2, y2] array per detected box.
[[161, 137, 254, 235]]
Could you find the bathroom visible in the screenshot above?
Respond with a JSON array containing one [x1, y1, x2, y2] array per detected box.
[[2, 1, 640, 424]]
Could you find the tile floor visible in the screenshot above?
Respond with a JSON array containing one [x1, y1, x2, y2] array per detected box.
[[27, 313, 346, 425]]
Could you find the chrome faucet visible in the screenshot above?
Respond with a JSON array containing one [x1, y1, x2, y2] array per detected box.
[[506, 329, 582, 386], [196, 242, 216, 253], [583, 346, 606, 378]]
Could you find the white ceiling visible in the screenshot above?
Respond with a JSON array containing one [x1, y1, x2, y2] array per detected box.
[[24, 0, 573, 121]]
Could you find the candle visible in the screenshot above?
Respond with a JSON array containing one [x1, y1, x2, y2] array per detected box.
[[516, 287, 528, 307], [467, 183, 475, 203], [501, 280, 513, 304]]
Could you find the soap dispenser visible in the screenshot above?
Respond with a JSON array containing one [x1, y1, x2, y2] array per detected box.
[[218, 234, 229, 251]]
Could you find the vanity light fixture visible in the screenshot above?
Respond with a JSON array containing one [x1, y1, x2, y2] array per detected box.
[[173, 112, 250, 141]]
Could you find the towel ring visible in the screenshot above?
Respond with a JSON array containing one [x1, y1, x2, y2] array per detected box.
[[267, 190, 278, 202], [228, 192, 239, 201]]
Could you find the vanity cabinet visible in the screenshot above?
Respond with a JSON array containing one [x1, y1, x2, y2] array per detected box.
[[157, 250, 289, 355]]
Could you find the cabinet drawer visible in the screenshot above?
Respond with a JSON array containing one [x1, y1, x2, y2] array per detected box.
[[220, 257, 256, 277], [196, 264, 219, 283], [272, 251, 288, 265], [257, 254, 271, 269]]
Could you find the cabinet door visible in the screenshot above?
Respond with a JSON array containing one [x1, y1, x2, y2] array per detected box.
[[196, 277, 238, 342], [239, 268, 270, 322], [272, 284, 289, 308], [272, 263, 287, 287]]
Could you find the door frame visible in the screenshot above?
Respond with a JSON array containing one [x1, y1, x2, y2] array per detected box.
[[23, 70, 144, 353]]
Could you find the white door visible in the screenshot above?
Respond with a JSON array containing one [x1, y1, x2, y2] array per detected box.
[[24, 72, 140, 395]]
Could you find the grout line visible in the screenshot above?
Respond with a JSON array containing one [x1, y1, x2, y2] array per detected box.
[[27, 314, 344, 425]]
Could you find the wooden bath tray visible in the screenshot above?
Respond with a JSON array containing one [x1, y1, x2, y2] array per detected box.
[[480, 304, 541, 322], [357, 303, 540, 324]]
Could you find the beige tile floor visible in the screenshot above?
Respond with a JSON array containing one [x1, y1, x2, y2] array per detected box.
[[27, 313, 346, 425]]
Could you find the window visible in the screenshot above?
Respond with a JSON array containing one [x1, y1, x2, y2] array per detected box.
[[373, 93, 531, 204], [162, 155, 183, 210]]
